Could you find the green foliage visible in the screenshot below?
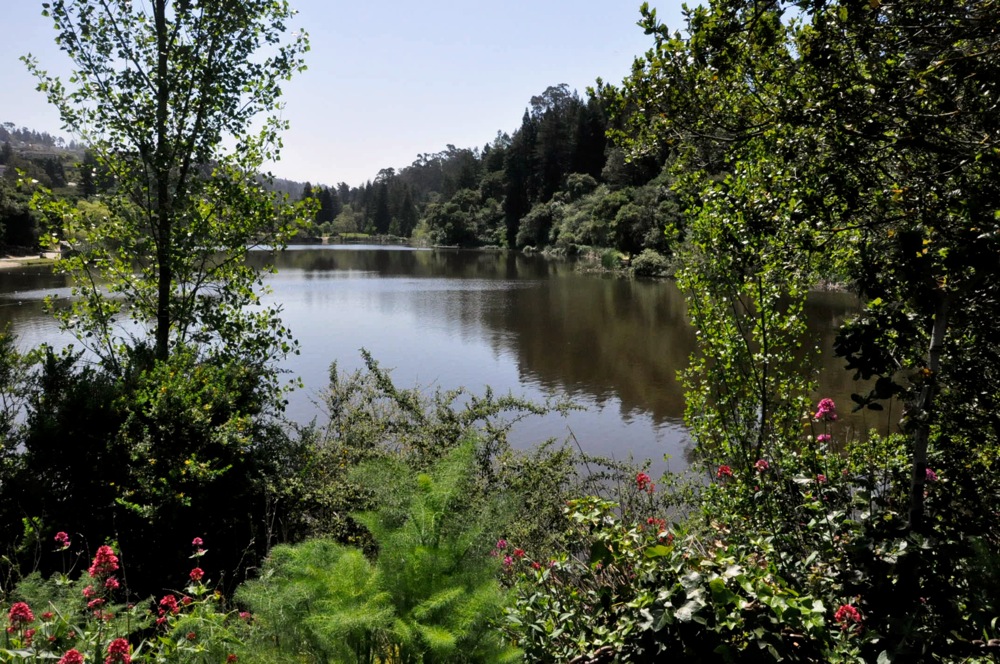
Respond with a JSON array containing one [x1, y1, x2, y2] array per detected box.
[[25, 0, 312, 365], [238, 442, 521, 663], [630, 248, 670, 278], [1, 543, 245, 663]]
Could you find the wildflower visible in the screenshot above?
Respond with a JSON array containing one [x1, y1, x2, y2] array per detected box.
[[227, 656, 238, 663], [186, 632, 197, 641], [105, 576, 120, 590], [834, 603, 862, 630], [88, 545, 119, 578], [189, 567, 204, 582], [636, 472, 653, 492], [502, 555, 513, 568], [8, 602, 34, 627], [531, 561, 541, 570], [513, 548, 525, 558], [181, 596, 192, 606], [24, 628, 35, 645], [239, 611, 251, 622], [83, 586, 95, 598], [159, 594, 179, 615], [105, 637, 131, 664], [816, 434, 831, 443], [814, 398, 838, 422], [58, 650, 84, 664], [817, 474, 828, 484], [41, 612, 54, 621], [192, 537, 204, 547], [88, 598, 106, 609], [716, 465, 733, 479], [496, 539, 507, 550], [754, 459, 769, 472], [54, 531, 71, 550], [925, 468, 939, 482]]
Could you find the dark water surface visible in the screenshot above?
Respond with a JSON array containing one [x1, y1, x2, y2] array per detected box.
[[0, 246, 887, 473]]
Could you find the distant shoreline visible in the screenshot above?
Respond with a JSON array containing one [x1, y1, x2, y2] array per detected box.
[[0, 252, 59, 270]]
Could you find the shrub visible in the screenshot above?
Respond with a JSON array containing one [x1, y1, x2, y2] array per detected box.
[[631, 248, 671, 277]]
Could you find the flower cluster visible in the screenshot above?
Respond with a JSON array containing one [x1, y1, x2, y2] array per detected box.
[[754, 459, 769, 473], [636, 472, 654, 493], [814, 398, 838, 422], [8, 601, 34, 628], [54, 531, 71, 550], [88, 545, 120, 578], [834, 603, 862, 631], [58, 649, 84, 664], [716, 465, 733, 480], [189, 567, 205, 583], [925, 467, 939, 482], [105, 637, 131, 664]]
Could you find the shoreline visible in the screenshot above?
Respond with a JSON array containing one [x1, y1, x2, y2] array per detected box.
[[0, 252, 60, 270]]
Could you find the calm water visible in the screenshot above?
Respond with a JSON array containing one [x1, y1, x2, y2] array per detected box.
[[0, 246, 885, 473]]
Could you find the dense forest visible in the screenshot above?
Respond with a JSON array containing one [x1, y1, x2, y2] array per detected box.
[[2, 0, 1000, 662]]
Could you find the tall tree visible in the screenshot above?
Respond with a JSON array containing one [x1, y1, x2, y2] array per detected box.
[[26, 0, 310, 366]]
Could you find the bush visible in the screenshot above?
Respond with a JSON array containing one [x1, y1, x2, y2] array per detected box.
[[631, 248, 671, 277]]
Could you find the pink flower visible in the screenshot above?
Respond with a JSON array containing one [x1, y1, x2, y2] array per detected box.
[[159, 594, 179, 616], [189, 567, 204, 582], [502, 555, 513, 568], [834, 603, 862, 629], [24, 628, 36, 645], [754, 459, 769, 472], [105, 637, 131, 664], [636, 472, 653, 492], [8, 602, 34, 627], [104, 576, 120, 590], [817, 474, 828, 484], [716, 465, 733, 479], [925, 468, 939, 482], [814, 398, 838, 422], [88, 545, 119, 578], [54, 531, 71, 550], [191, 537, 204, 547], [816, 434, 831, 443], [88, 598, 105, 609], [496, 539, 507, 550], [82, 586, 95, 598], [58, 649, 84, 664], [239, 611, 251, 621]]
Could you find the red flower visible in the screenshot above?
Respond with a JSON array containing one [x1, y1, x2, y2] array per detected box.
[[531, 561, 541, 570], [513, 548, 525, 558], [834, 603, 862, 630], [41, 612, 54, 621], [817, 474, 827, 484], [754, 459, 769, 472], [716, 465, 733, 479], [227, 656, 238, 663], [189, 567, 204, 582], [88, 545, 119, 578], [24, 628, 35, 645], [105, 637, 131, 664], [636, 472, 653, 492], [82, 585, 95, 598], [104, 576, 120, 590], [181, 596, 192, 605], [54, 531, 71, 550], [58, 650, 84, 664], [159, 594, 180, 615], [8, 602, 34, 627], [87, 598, 105, 609], [186, 632, 197, 641], [191, 537, 204, 547]]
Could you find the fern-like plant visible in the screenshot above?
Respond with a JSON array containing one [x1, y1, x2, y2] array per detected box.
[[237, 440, 520, 663]]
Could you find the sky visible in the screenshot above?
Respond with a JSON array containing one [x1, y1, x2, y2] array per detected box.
[[0, 0, 687, 188]]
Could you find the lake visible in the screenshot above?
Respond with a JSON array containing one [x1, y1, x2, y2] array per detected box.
[[0, 245, 886, 474]]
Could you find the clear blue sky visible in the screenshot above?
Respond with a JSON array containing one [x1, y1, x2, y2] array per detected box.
[[1, 1, 686, 188]]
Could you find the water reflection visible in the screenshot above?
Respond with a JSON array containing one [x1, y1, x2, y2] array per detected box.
[[0, 247, 893, 472]]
